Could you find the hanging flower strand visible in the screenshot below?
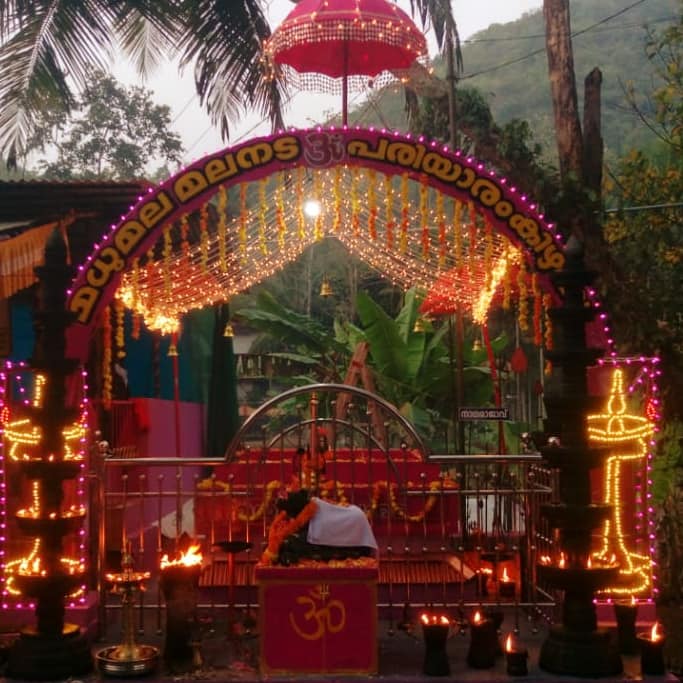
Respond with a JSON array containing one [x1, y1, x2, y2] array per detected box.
[[517, 263, 529, 334], [102, 305, 113, 410], [437, 191, 446, 267], [367, 168, 378, 240], [217, 186, 228, 271], [399, 173, 410, 253]]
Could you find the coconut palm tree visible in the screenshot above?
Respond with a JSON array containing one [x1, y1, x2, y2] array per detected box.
[[0, 0, 459, 168], [0, 0, 286, 167]]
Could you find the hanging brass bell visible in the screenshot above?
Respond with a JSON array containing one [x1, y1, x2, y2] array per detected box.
[[320, 276, 333, 298]]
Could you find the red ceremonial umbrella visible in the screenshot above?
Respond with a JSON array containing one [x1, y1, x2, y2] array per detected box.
[[264, 0, 428, 124]]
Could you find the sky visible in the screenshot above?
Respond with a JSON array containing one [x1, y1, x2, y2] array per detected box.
[[114, 0, 543, 166]]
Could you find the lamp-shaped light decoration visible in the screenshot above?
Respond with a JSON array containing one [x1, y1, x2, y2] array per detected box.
[[587, 367, 655, 594]]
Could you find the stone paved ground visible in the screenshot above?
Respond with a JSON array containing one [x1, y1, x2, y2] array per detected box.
[[1, 606, 681, 682]]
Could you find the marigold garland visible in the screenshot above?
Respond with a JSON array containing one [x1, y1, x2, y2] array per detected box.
[[260, 499, 317, 566], [333, 166, 343, 233], [484, 219, 494, 291], [217, 185, 228, 270], [351, 167, 360, 237], [437, 192, 446, 267], [296, 167, 306, 239], [200, 202, 209, 269], [453, 199, 463, 266], [197, 476, 454, 526], [400, 173, 409, 253], [258, 178, 269, 254], [197, 478, 281, 522], [313, 171, 324, 240], [384, 174, 395, 250], [543, 293, 554, 351], [114, 298, 126, 360], [467, 202, 477, 266], [517, 265, 529, 333], [364, 168, 377, 240], [239, 183, 248, 261], [419, 177, 430, 258], [179, 214, 190, 258], [102, 305, 113, 410], [162, 225, 172, 298], [275, 174, 287, 249], [502, 261, 512, 311]]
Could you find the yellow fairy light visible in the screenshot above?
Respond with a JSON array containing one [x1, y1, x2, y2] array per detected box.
[[217, 185, 228, 270], [200, 202, 210, 270], [400, 173, 409, 253], [587, 368, 655, 595], [259, 177, 269, 254], [453, 199, 463, 267], [110, 165, 548, 340]]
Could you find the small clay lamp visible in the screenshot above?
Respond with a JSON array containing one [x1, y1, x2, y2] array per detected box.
[[467, 611, 498, 669], [614, 596, 638, 654], [505, 633, 528, 676], [638, 622, 666, 676], [420, 612, 451, 676], [499, 567, 516, 599]]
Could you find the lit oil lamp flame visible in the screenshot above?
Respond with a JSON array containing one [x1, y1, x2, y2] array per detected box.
[[587, 556, 592, 569], [473, 611, 482, 624], [160, 544, 202, 569], [540, 554, 551, 565], [558, 553, 566, 569], [650, 622, 662, 642], [631, 595, 637, 606], [506, 634, 513, 653], [502, 567, 511, 582], [420, 613, 450, 626]]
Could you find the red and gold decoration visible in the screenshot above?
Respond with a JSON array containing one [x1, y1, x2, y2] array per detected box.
[[263, 0, 428, 124], [66, 129, 566, 362], [257, 566, 378, 675]]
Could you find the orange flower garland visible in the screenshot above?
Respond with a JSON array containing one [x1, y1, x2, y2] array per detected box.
[[260, 499, 318, 566], [102, 305, 113, 410]]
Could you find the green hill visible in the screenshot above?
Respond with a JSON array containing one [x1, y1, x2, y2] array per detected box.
[[353, 0, 679, 164]]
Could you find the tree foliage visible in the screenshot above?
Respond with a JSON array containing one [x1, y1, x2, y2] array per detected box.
[[604, 2, 683, 420], [0, 0, 286, 167], [26, 69, 183, 180]]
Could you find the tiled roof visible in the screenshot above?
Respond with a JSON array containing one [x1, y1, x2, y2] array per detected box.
[[0, 179, 150, 228]]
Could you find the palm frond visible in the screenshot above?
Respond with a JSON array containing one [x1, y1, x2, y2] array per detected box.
[[178, 0, 287, 140], [114, 3, 178, 80], [407, 0, 462, 71], [0, 1, 116, 165]]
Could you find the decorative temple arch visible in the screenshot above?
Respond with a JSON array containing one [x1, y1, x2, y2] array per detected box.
[[65, 126, 567, 360]]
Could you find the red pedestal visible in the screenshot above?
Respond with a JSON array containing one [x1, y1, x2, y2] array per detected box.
[[256, 566, 378, 676]]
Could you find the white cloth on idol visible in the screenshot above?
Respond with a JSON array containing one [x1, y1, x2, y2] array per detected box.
[[307, 497, 378, 550]]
